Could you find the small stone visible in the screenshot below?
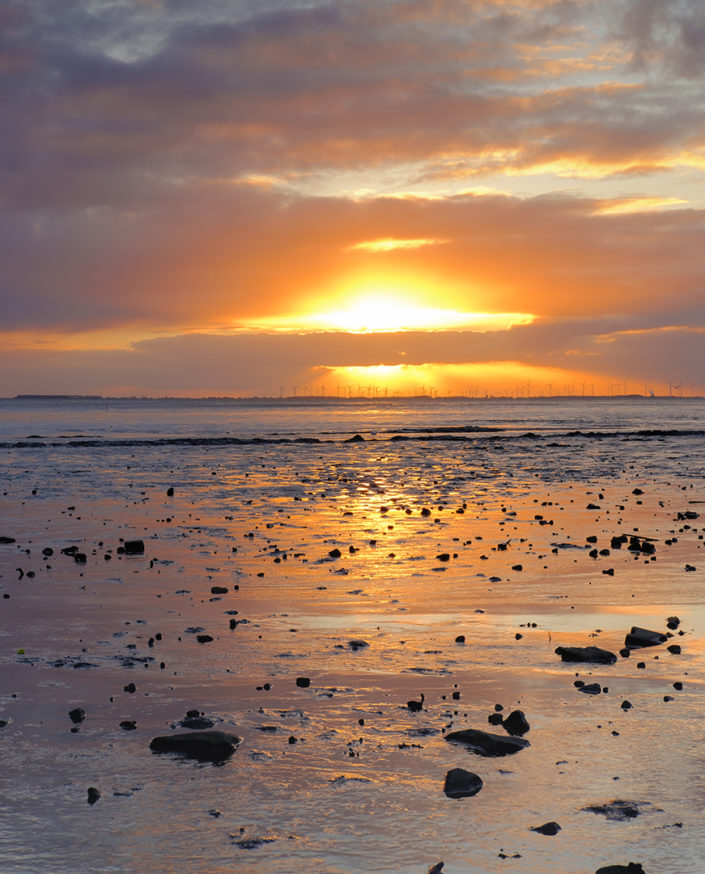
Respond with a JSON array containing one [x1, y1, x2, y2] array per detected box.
[[68, 707, 86, 724], [502, 710, 530, 736], [87, 787, 101, 805], [123, 540, 145, 556], [443, 768, 483, 798], [531, 821, 561, 836], [295, 677, 311, 688]]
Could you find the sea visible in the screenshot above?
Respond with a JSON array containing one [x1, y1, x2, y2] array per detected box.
[[1, 395, 705, 873]]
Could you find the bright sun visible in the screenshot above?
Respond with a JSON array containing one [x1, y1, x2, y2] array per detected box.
[[236, 290, 534, 334]]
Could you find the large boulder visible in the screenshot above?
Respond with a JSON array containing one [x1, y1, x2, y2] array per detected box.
[[150, 730, 241, 763], [445, 728, 530, 757], [624, 627, 667, 649], [555, 645, 617, 664]]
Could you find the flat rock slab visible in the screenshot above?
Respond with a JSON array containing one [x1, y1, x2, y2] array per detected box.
[[443, 768, 483, 798], [555, 645, 617, 664], [583, 800, 655, 821], [150, 730, 241, 763], [445, 728, 530, 757]]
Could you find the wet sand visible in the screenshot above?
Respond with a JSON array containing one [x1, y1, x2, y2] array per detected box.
[[1, 438, 704, 873]]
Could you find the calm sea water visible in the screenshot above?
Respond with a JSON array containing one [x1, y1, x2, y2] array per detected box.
[[2, 394, 704, 439]]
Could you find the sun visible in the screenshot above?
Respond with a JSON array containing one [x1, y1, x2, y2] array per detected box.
[[234, 287, 535, 334]]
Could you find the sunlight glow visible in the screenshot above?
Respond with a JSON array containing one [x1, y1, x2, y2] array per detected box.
[[347, 238, 447, 253], [236, 293, 535, 334]]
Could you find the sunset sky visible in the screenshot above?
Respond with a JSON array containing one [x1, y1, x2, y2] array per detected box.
[[2, 0, 704, 397]]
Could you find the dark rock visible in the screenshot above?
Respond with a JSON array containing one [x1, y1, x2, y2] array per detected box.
[[595, 865, 646, 874], [427, 864, 445, 874], [348, 639, 368, 651], [68, 707, 86, 724], [328, 548, 342, 558], [624, 627, 667, 649], [166, 487, 175, 496], [488, 712, 504, 726], [150, 730, 241, 762], [585, 800, 645, 821], [0, 536, 16, 544], [666, 616, 680, 630], [445, 727, 530, 757], [555, 645, 617, 664], [120, 720, 137, 731], [123, 682, 136, 694], [123, 540, 145, 555], [210, 586, 228, 595], [502, 710, 530, 736], [531, 821, 561, 836], [178, 712, 216, 729], [196, 634, 214, 643], [667, 644, 681, 654], [74, 553, 87, 564], [42, 547, 53, 557], [87, 787, 101, 805], [455, 635, 465, 643], [295, 676, 311, 688], [436, 553, 451, 562], [443, 768, 483, 798], [621, 700, 632, 710], [579, 683, 602, 695]]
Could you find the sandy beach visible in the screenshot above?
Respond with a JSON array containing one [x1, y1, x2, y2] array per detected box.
[[1, 400, 704, 873]]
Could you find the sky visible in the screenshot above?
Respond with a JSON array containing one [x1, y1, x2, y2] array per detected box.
[[2, 0, 704, 398]]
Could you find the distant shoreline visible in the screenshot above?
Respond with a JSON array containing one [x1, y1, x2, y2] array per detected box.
[[8, 393, 705, 402]]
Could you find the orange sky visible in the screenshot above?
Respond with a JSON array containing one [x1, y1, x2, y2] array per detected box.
[[1, 1, 704, 396]]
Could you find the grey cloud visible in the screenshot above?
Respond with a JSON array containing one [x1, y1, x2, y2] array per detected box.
[[620, 0, 705, 77]]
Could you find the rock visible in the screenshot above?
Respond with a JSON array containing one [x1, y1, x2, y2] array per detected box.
[[166, 487, 175, 496], [443, 768, 483, 798], [531, 821, 561, 835], [455, 635, 465, 643], [123, 682, 136, 693], [328, 548, 342, 558], [427, 864, 444, 874], [584, 800, 643, 821], [436, 553, 450, 562], [348, 639, 368, 651], [502, 710, 530, 736], [87, 787, 101, 805], [120, 720, 137, 731], [488, 712, 503, 726], [595, 865, 646, 874], [123, 540, 145, 556], [0, 536, 16, 544], [68, 707, 86, 724], [666, 616, 680, 630], [178, 713, 215, 729], [555, 646, 617, 664], [667, 644, 681, 654], [579, 683, 602, 695], [445, 727, 530, 757], [295, 676, 311, 687], [210, 586, 228, 595], [196, 634, 214, 643], [624, 627, 667, 649], [150, 730, 241, 763]]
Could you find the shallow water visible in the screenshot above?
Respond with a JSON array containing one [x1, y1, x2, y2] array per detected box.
[[1, 398, 705, 872]]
